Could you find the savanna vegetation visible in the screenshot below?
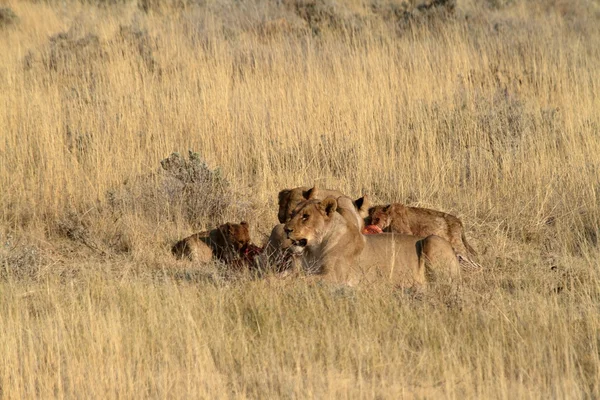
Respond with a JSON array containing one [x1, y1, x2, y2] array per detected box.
[[1, 0, 599, 397]]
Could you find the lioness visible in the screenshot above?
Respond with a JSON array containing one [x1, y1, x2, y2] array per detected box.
[[278, 185, 370, 223], [172, 221, 251, 263], [259, 195, 369, 273], [368, 203, 478, 267], [284, 197, 460, 287], [336, 195, 370, 231]]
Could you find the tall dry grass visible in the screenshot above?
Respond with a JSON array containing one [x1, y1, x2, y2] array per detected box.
[[1, 0, 599, 397]]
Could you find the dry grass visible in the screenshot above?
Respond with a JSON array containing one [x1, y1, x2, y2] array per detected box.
[[1, 0, 599, 397]]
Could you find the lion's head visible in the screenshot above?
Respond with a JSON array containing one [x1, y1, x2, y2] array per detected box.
[[367, 205, 393, 230], [283, 197, 338, 255], [277, 186, 318, 223], [216, 221, 251, 252], [278, 186, 368, 224]]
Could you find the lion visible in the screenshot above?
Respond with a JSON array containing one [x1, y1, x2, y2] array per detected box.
[[283, 197, 460, 287], [278, 185, 370, 223], [335, 195, 370, 231], [260, 194, 370, 272], [172, 221, 251, 263], [256, 223, 296, 273], [368, 203, 479, 267]]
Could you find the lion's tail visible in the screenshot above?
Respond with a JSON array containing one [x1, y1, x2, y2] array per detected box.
[[459, 232, 482, 269], [461, 232, 477, 256]]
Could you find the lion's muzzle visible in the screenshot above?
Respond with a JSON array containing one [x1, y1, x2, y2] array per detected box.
[[291, 238, 307, 247], [288, 238, 307, 255]]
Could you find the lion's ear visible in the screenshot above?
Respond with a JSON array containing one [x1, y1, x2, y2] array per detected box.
[[226, 223, 235, 234], [354, 195, 371, 219], [278, 189, 290, 205], [321, 196, 338, 218], [240, 221, 249, 227], [354, 195, 370, 211], [304, 185, 319, 200], [383, 204, 392, 213]]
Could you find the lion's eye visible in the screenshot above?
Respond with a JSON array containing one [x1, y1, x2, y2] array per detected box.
[[302, 214, 309, 221]]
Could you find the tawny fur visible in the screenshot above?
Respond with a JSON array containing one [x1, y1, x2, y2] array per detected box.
[[277, 185, 370, 223], [265, 193, 370, 272], [278, 186, 344, 223], [368, 203, 478, 267], [172, 221, 251, 263], [284, 197, 460, 287]]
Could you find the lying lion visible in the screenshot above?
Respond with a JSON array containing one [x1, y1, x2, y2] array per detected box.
[[278, 185, 370, 223], [262, 194, 370, 272], [284, 197, 460, 287], [172, 221, 251, 263], [368, 203, 479, 267]]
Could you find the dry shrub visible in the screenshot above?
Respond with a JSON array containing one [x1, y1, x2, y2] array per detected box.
[[23, 24, 160, 78], [114, 25, 160, 73], [0, 232, 49, 280], [284, 0, 366, 35], [137, 0, 200, 14], [44, 32, 106, 75], [21, 30, 105, 93], [482, 0, 516, 9], [8, 151, 239, 259], [0, 7, 19, 29], [280, 0, 454, 36], [370, 0, 413, 22], [255, 17, 310, 37], [54, 211, 108, 255], [108, 151, 233, 231], [371, 0, 455, 32], [0, 243, 46, 280]]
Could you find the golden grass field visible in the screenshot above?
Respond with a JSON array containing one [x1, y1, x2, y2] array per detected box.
[[1, 0, 600, 397]]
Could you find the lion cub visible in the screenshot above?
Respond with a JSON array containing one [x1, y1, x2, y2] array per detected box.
[[172, 222, 251, 263], [368, 204, 478, 266]]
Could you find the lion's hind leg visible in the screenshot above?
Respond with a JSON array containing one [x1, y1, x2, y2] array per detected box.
[[419, 235, 461, 283]]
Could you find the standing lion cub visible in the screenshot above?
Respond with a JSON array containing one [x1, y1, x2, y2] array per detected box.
[[172, 222, 251, 263], [368, 203, 478, 267]]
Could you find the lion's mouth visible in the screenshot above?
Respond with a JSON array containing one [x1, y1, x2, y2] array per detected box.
[[289, 238, 308, 255], [291, 238, 307, 247]]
